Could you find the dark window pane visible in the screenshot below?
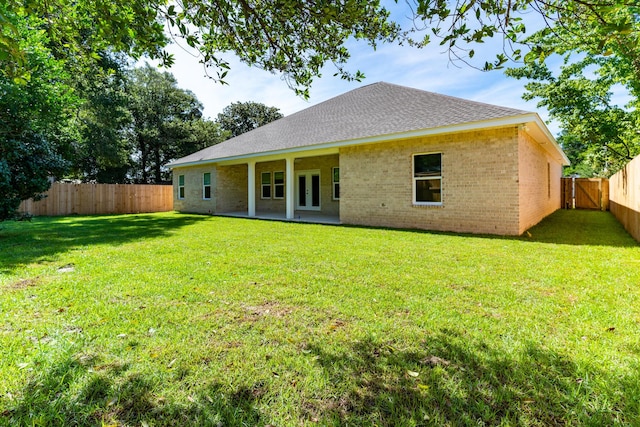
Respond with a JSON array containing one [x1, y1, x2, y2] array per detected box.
[[333, 167, 339, 183], [334, 183, 340, 199], [414, 154, 441, 177], [204, 186, 211, 199], [262, 185, 271, 198], [415, 178, 441, 203], [179, 187, 185, 198], [298, 175, 306, 206], [275, 184, 284, 198]]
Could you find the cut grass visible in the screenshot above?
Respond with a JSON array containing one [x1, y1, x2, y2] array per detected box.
[[0, 210, 639, 426]]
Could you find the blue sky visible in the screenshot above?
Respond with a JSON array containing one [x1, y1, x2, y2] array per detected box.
[[147, 2, 563, 135]]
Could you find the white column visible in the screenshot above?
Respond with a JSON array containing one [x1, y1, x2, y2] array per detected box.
[[247, 160, 256, 217], [285, 156, 294, 219]]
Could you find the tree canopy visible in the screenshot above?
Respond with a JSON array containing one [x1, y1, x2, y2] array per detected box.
[[127, 64, 229, 183], [500, 3, 639, 176], [0, 7, 75, 220], [216, 102, 283, 138], [0, 0, 399, 96]]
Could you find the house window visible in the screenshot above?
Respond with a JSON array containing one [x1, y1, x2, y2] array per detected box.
[[413, 153, 442, 205], [332, 167, 340, 200], [261, 172, 272, 199], [273, 171, 284, 199], [178, 175, 185, 199], [203, 173, 211, 199]]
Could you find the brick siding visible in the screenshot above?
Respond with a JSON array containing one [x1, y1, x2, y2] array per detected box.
[[339, 127, 522, 235], [172, 165, 216, 214], [517, 130, 562, 233], [215, 164, 248, 213]]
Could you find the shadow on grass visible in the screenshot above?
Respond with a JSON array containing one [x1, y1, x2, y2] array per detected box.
[[4, 331, 637, 426], [0, 214, 207, 274], [1, 354, 263, 426], [303, 330, 638, 426]]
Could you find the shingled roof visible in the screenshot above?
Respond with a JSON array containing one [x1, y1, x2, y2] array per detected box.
[[168, 82, 536, 167]]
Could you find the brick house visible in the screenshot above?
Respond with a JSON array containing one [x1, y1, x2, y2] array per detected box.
[[167, 82, 569, 235]]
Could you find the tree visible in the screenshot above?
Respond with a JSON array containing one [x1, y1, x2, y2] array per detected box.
[[216, 102, 283, 138], [179, 119, 231, 155], [1, 0, 399, 97], [507, 57, 639, 176], [500, 3, 640, 176], [0, 0, 169, 83], [0, 8, 76, 220], [71, 54, 135, 183], [127, 64, 227, 183], [406, 1, 640, 175], [408, 2, 639, 73]]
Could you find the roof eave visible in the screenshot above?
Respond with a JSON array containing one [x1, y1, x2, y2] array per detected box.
[[167, 113, 564, 169], [524, 114, 570, 165]]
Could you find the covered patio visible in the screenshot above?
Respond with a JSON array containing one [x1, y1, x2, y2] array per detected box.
[[218, 210, 340, 225]]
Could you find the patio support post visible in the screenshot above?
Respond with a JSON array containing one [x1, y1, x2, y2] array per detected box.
[[285, 156, 294, 219], [247, 160, 256, 217]]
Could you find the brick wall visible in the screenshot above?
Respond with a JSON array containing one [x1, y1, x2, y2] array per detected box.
[[216, 164, 248, 213], [255, 160, 287, 213], [172, 163, 248, 215], [339, 127, 522, 235], [172, 165, 216, 214], [517, 130, 562, 233]]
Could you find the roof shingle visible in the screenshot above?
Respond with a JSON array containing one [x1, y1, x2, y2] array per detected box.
[[169, 82, 530, 166]]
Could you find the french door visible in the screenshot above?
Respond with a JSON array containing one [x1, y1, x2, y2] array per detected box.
[[296, 170, 321, 210]]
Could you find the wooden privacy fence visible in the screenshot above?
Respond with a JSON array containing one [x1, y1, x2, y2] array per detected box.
[[18, 183, 174, 216], [561, 178, 609, 210], [609, 155, 640, 242]]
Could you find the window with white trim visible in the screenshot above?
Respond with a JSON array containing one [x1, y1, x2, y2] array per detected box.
[[332, 167, 340, 200], [178, 175, 185, 199], [203, 173, 211, 199], [413, 153, 442, 205], [273, 171, 284, 199], [261, 172, 272, 199]]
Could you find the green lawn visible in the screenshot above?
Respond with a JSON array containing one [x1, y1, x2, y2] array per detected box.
[[0, 210, 639, 426]]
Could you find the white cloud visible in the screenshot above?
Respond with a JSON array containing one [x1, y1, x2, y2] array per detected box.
[[141, 6, 562, 137]]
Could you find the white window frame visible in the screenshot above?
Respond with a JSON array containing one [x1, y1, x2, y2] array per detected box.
[[203, 172, 211, 200], [332, 167, 340, 200], [178, 175, 185, 200], [412, 153, 443, 206], [273, 171, 284, 199], [261, 171, 272, 199]]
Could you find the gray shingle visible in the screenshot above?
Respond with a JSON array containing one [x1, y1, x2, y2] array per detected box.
[[169, 82, 529, 166]]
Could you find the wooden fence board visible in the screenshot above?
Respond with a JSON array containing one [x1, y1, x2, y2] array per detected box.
[[575, 180, 600, 209], [18, 183, 174, 216], [610, 156, 640, 242], [560, 178, 609, 210]]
